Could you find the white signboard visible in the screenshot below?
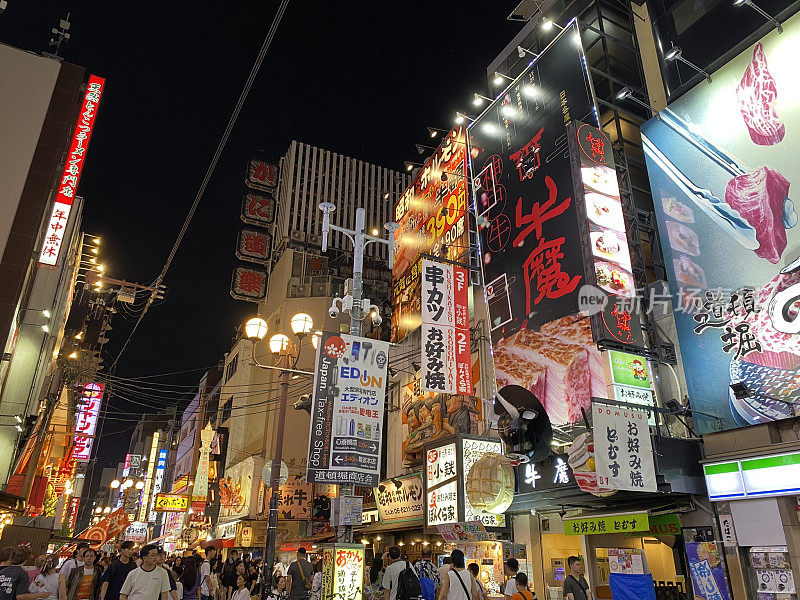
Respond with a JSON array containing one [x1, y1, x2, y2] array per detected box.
[[125, 521, 149, 544], [74, 383, 103, 461], [592, 405, 657, 492], [426, 443, 458, 526], [148, 449, 168, 522], [719, 514, 738, 546], [307, 332, 390, 487], [421, 259, 472, 395], [374, 474, 424, 523], [462, 438, 505, 527]]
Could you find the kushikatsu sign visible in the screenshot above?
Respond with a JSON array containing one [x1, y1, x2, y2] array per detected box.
[[39, 74, 105, 267]]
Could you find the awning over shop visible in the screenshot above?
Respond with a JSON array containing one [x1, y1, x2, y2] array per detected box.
[[359, 519, 425, 534]]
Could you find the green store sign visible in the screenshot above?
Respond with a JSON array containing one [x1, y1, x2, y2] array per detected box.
[[564, 512, 649, 535], [609, 350, 651, 388]]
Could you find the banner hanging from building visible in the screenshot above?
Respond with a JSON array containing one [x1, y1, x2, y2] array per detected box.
[[39, 74, 105, 267], [421, 259, 472, 394], [74, 383, 103, 461], [592, 404, 657, 492], [392, 126, 470, 342], [307, 332, 389, 487], [79, 507, 130, 547]]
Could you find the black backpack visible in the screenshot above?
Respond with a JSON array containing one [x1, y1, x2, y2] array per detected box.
[[396, 562, 422, 600]]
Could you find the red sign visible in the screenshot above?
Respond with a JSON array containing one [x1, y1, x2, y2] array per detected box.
[[241, 192, 275, 226], [68, 497, 80, 535], [230, 267, 267, 302], [246, 160, 278, 189], [236, 229, 271, 263], [39, 75, 105, 267], [74, 383, 103, 461]]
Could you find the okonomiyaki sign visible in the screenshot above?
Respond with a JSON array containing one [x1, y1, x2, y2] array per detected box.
[[306, 331, 390, 487], [469, 21, 601, 427], [641, 12, 800, 432]]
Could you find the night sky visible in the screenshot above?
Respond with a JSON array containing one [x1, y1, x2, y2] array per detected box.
[[1, 2, 520, 467]]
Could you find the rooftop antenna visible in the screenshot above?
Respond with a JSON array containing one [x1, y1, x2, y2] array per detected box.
[[49, 13, 71, 56]]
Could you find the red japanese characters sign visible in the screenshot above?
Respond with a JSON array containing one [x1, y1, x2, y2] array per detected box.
[[39, 74, 105, 267], [74, 383, 103, 461], [420, 259, 472, 395], [236, 229, 271, 263], [246, 160, 278, 190], [241, 192, 275, 226], [230, 267, 267, 302]]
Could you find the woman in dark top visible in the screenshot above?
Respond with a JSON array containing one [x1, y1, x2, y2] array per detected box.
[[181, 556, 201, 600]]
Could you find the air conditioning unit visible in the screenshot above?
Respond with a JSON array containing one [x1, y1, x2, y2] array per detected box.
[[307, 234, 322, 247], [375, 281, 389, 293], [289, 230, 306, 243], [289, 277, 301, 286], [288, 283, 310, 298], [312, 282, 333, 297]]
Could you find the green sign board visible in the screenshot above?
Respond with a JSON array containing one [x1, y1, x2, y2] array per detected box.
[[608, 351, 651, 388], [564, 512, 649, 535]]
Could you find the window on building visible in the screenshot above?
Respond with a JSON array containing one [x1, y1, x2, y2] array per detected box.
[[222, 397, 233, 423], [225, 354, 238, 382]]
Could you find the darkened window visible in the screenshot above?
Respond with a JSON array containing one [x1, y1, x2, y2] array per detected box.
[[225, 354, 238, 382], [222, 397, 233, 423]]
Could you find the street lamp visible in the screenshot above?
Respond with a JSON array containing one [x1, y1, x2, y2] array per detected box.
[[244, 311, 316, 597], [103, 506, 111, 514], [110, 479, 120, 489], [135, 481, 145, 490]]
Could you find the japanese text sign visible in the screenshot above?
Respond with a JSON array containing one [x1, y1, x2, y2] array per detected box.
[[137, 431, 159, 522], [230, 267, 267, 302], [392, 126, 469, 342], [153, 493, 189, 512], [437, 521, 489, 543], [421, 259, 472, 394], [149, 448, 168, 522], [426, 443, 458, 526], [74, 383, 103, 461], [307, 332, 389, 487], [264, 474, 312, 519], [461, 438, 505, 527], [563, 512, 649, 535], [125, 521, 149, 544], [246, 160, 278, 189], [515, 453, 574, 492], [322, 545, 364, 600], [685, 542, 730, 600], [237, 229, 271, 263], [592, 405, 657, 492], [374, 474, 425, 524], [39, 74, 105, 267], [241, 192, 275, 226]]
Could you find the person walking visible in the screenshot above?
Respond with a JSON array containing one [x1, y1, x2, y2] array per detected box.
[[59, 544, 90, 600], [503, 559, 519, 600], [0, 547, 51, 600], [155, 551, 178, 600], [199, 548, 217, 600], [381, 546, 418, 600], [438, 550, 479, 600], [415, 547, 438, 600], [31, 556, 60, 600], [284, 550, 312, 600], [467, 565, 488, 600], [230, 577, 249, 600], [65, 548, 102, 600], [563, 557, 590, 600], [220, 553, 240, 600], [100, 542, 137, 600], [510, 574, 536, 600], [308, 563, 322, 600], [119, 546, 170, 600], [179, 556, 201, 600]]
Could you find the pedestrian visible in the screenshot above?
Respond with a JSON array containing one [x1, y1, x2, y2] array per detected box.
[[0, 548, 13, 569], [0, 546, 50, 600], [208, 562, 222, 600], [31, 556, 60, 600], [563, 557, 590, 600], [171, 567, 183, 600], [503, 559, 519, 600], [284, 549, 312, 600], [438, 550, 479, 600], [198, 548, 217, 600], [220, 553, 239, 600], [381, 546, 418, 600], [263, 577, 285, 600], [467, 565, 488, 600], [65, 548, 102, 600], [245, 566, 258, 597], [99, 542, 137, 600], [230, 576, 249, 600], [29, 555, 47, 584], [510, 573, 536, 600], [179, 556, 201, 600], [59, 544, 90, 600], [436, 558, 451, 589], [119, 545, 170, 600], [415, 547, 439, 600], [226, 565, 247, 600], [155, 551, 178, 600], [308, 562, 321, 600], [366, 557, 382, 600]]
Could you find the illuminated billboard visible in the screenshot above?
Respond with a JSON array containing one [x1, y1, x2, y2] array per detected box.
[[74, 383, 103, 461], [39, 74, 105, 267], [641, 12, 800, 431], [469, 22, 609, 427], [392, 126, 469, 342]]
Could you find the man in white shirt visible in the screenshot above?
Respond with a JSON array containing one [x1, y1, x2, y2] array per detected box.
[[199, 546, 217, 600], [504, 559, 519, 600], [58, 543, 89, 600], [120, 545, 170, 600], [383, 546, 416, 600]]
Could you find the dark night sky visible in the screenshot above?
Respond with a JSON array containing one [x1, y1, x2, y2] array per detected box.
[[0, 2, 520, 467]]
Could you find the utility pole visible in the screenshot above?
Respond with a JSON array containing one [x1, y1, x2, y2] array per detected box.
[[319, 204, 396, 542]]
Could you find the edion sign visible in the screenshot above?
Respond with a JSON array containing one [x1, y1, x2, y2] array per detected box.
[[39, 74, 105, 267], [74, 383, 103, 461]]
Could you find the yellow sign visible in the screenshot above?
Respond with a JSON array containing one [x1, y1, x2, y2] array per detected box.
[[322, 544, 365, 600], [154, 493, 190, 512], [564, 512, 649, 535]]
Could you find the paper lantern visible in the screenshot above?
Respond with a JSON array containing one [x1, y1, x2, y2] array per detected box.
[[466, 452, 515, 515]]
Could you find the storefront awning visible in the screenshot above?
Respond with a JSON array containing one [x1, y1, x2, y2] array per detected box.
[[359, 519, 425, 533]]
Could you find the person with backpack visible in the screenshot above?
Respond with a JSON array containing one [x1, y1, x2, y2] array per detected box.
[[0, 546, 51, 600], [284, 550, 312, 600], [382, 546, 420, 600], [510, 573, 536, 600], [437, 550, 479, 600], [199, 548, 217, 600], [414, 548, 438, 600]]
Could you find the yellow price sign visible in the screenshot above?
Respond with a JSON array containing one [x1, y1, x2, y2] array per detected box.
[[154, 493, 189, 512]]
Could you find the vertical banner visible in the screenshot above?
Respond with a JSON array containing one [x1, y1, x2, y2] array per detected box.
[[320, 545, 364, 600], [307, 332, 389, 487], [74, 383, 103, 461], [137, 432, 159, 522], [421, 259, 472, 394], [685, 542, 731, 600], [148, 448, 168, 522], [592, 404, 657, 491]]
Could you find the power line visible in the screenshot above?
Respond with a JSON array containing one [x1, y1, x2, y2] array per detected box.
[[109, 0, 292, 370]]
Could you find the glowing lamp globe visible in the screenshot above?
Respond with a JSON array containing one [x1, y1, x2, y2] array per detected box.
[[135, 481, 145, 490], [465, 452, 515, 515], [290, 313, 313, 336], [269, 334, 290, 355], [311, 331, 322, 350], [245, 317, 268, 341], [110, 480, 120, 489]]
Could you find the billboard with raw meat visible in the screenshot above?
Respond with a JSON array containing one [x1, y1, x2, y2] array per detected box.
[[641, 13, 800, 431], [469, 21, 608, 428]]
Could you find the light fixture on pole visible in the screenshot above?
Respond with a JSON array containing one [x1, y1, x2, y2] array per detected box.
[[733, 0, 782, 32], [541, 18, 565, 31], [492, 72, 512, 86], [615, 87, 660, 116], [244, 317, 268, 341], [404, 161, 422, 172], [415, 143, 437, 155], [427, 126, 448, 138], [473, 93, 492, 107], [663, 46, 712, 83], [311, 330, 322, 350], [110, 479, 120, 489], [517, 46, 539, 59], [135, 481, 145, 490], [454, 112, 475, 125]]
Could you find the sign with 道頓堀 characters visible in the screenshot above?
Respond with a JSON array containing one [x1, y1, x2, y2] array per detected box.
[[592, 404, 657, 492]]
